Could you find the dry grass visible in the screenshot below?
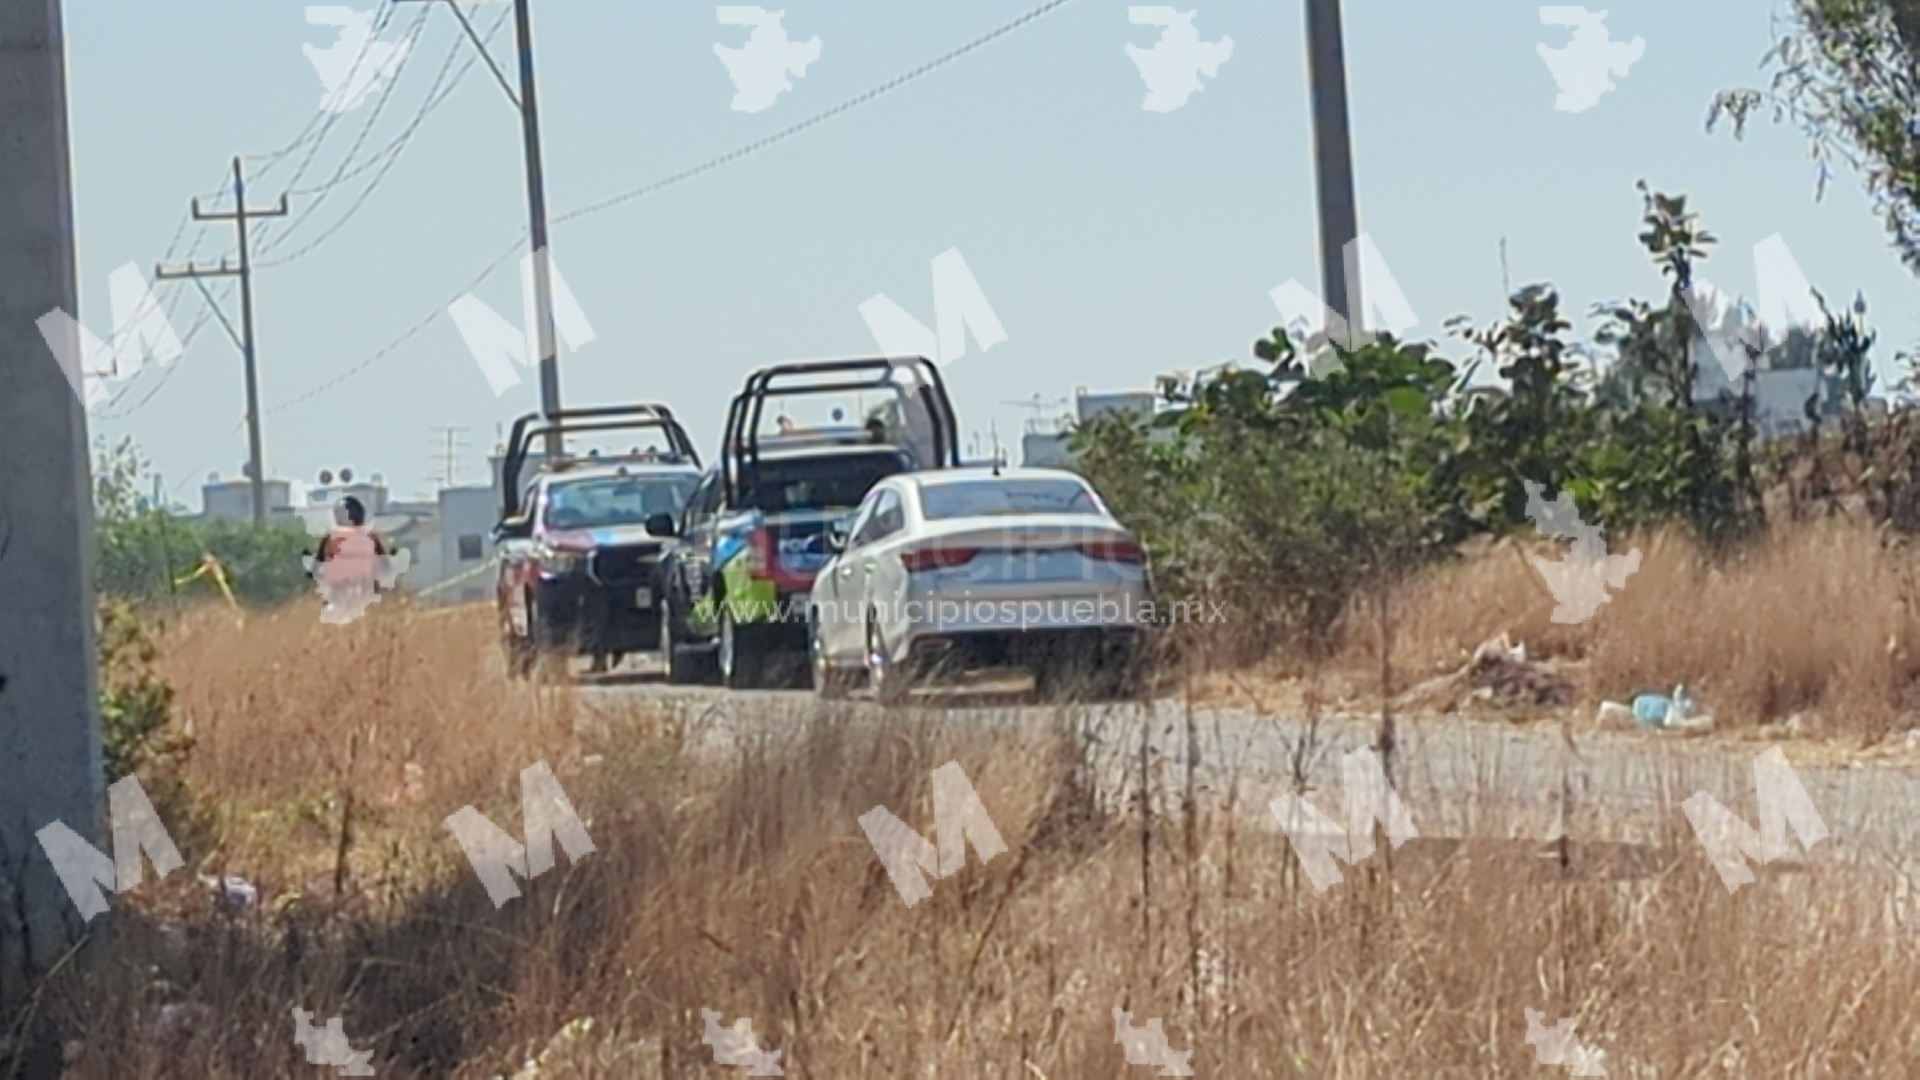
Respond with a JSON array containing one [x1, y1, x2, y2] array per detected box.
[[9, 577, 1920, 1076], [1590, 522, 1920, 739], [1195, 519, 1920, 743]]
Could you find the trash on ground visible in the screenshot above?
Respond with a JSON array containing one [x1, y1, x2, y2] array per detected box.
[[1595, 700, 1635, 728], [1598, 683, 1713, 733], [199, 873, 258, 911], [1399, 633, 1574, 713]]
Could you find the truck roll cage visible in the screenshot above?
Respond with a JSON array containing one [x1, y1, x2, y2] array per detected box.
[[719, 356, 959, 505], [500, 403, 700, 520]]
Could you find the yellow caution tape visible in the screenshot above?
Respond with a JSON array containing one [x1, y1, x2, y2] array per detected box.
[[173, 553, 238, 607], [412, 559, 497, 598]]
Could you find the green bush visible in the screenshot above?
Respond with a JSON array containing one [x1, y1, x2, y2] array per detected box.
[[96, 597, 185, 784], [1072, 182, 1899, 660], [92, 438, 314, 608]]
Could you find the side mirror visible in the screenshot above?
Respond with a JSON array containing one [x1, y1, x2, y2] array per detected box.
[[492, 516, 533, 542], [825, 524, 848, 553], [645, 512, 678, 538]]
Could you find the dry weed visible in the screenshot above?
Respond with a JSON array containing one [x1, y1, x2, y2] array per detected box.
[[8, 589, 1917, 1077]]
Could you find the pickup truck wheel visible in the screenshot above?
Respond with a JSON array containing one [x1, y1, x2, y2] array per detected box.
[[528, 593, 569, 683], [718, 608, 765, 690], [661, 597, 699, 685]]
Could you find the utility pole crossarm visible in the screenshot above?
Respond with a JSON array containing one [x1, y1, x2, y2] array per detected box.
[[154, 259, 240, 279], [191, 194, 288, 222]]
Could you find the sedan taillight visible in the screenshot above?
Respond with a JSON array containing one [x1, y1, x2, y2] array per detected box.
[[1079, 537, 1145, 564], [901, 546, 978, 572]]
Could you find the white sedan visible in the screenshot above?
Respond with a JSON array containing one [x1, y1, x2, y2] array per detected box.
[[807, 467, 1153, 701]]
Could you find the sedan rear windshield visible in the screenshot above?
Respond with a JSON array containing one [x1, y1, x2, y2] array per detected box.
[[740, 451, 909, 513], [919, 478, 1103, 520]]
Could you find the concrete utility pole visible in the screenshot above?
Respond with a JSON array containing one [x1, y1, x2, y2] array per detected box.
[[401, 0, 564, 457], [0, 0, 106, 1012], [513, 0, 565, 460], [1304, 0, 1363, 337], [156, 158, 287, 524]]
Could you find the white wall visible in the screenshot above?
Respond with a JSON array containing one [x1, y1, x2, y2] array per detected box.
[[437, 486, 497, 604]]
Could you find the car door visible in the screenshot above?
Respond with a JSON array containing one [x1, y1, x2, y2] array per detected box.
[[849, 488, 908, 656], [496, 480, 544, 634], [673, 472, 723, 632], [821, 488, 884, 661]]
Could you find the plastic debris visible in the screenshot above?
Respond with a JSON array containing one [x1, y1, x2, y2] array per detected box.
[[1601, 684, 1712, 733], [1631, 690, 1672, 726], [199, 873, 258, 911], [149, 1002, 217, 1043], [1595, 700, 1635, 728]]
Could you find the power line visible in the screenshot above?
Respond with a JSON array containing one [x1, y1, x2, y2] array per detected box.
[[89, 170, 228, 364], [554, 0, 1080, 227], [154, 158, 291, 524], [105, 4, 433, 413], [263, 229, 528, 415], [170, 421, 247, 498], [263, 0, 1081, 414], [104, 3, 412, 414], [99, 5, 414, 421], [428, 0, 518, 105], [91, 177, 233, 418], [279, 7, 500, 200], [255, 12, 505, 269], [116, 7, 446, 418], [246, 3, 403, 179], [254, 3, 441, 260], [93, 311, 215, 420]]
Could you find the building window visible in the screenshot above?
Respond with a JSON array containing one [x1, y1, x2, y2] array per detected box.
[[457, 534, 484, 561]]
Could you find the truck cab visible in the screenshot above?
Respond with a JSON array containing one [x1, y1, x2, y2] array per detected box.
[[492, 404, 702, 679], [654, 356, 960, 688]]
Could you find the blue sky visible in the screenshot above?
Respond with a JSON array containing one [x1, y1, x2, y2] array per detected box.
[[63, 0, 1920, 505]]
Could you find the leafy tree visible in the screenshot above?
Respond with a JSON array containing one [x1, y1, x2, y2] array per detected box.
[[1074, 331, 1458, 651], [92, 438, 313, 607], [1711, 0, 1920, 273], [1068, 179, 1896, 663], [1443, 285, 1595, 531]]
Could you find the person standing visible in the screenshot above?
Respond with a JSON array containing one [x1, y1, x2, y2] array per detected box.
[[311, 496, 389, 617]]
